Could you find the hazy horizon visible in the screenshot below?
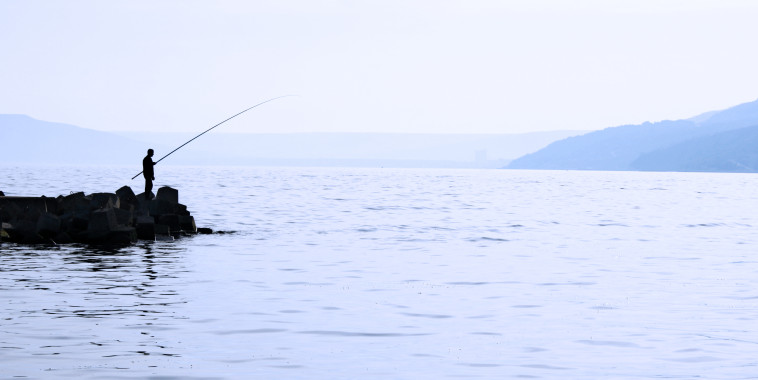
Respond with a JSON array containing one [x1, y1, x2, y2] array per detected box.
[[3, 1, 758, 136]]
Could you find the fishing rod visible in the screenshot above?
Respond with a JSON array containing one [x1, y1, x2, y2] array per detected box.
[[131, 95, 295, 180]]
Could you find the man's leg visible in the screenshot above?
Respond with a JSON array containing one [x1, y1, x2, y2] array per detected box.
[[145, 178, 153, 200]]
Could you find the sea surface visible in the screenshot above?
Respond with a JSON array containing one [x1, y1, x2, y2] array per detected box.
[[1, 165, 757, 379]]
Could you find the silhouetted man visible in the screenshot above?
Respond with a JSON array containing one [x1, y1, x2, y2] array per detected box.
[[143, 149, 156, 200]]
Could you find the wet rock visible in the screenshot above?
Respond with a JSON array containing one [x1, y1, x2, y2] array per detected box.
[[1, 222, 11, 241], [197, 227, 213, 234], [155, 234, 174, 242], [179, 215, 196, 233], [154, 223, 170, 236], [53, 231, 73, 244], [135, 215, 156, 241], [106, 227, 138, 245]]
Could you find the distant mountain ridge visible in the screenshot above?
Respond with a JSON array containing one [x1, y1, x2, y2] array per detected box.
[[1, 114, 149, 165], [0, 114, 584, 168], [506, 98, 758, 172]]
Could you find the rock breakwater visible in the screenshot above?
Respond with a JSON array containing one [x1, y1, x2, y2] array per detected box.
[[0, 186, 207, 245]]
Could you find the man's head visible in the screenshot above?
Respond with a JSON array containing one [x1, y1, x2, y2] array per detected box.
[[147, 149, 154, 157]]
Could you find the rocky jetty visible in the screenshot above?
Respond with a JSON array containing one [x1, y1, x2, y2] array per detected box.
[[0, 186, 206, 245]]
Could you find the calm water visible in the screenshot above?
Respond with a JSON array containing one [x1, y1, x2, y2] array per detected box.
[[1, 165, 757, 379]]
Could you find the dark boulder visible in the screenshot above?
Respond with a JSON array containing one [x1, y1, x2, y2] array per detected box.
[[158, 214, 180, 233], [36, 212, 61, 238], [53, 231, 73, 244], [156, 186, 179, 204], [113, 207, 133, 227], [87, 208, 118, 238], [115, 186, 139, 211], [57, 192, 86, 214], [135, 215, 156, 241], [89, 193, 120, 211], [179, 215, 196, 233], [0, 197, 54, 221], [6, 220, 44, 244], [149, 198, 176, 216], [0, 200, 23, 223], [154, 223, 170, 236], [87, 208, 137, 244]]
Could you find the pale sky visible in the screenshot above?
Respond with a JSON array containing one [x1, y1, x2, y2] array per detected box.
[[2, 0, 758, 134]]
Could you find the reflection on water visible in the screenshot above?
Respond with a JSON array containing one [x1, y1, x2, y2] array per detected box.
[[0, 242, 191, 377], [1, 242, 188, 318]]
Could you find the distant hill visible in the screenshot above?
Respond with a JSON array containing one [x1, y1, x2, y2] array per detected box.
[[1, 114, 148, 165], [1, 114, 584, 168], [506, 98, 758, 172], [114, 130, 587, 168], [632, 124, 758, 172]]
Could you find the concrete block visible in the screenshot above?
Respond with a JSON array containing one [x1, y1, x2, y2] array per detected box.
[[36, 212, 61, 238], [158, 214, 180, 232], [57, 192, 86, 214], [89, 193, 120, 210], [1, 221, 9, 240], [155, 234, 174, 242], [87, 208, 118, 241], [149, 198, 176, 216], [136, 191, 154, 203], [135, 215, 155, 240], [156, 186, 179, 204], [20, 205, 43, 223], [113, 207, 133, 227], [0, 197, 47, 222], [116, 186, 139, 210], [175, 203, 190, 216], [106, 227, 137, 245], [7, 219, 44, 243], [71, 210, 90, 231], [53, 232, 73, 244], [60, 195, 91, 222], [0, 196, 58, 216], [0, 200, 23, 222], [154, 223, 170, 235], [179, 215, 196, 233]]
